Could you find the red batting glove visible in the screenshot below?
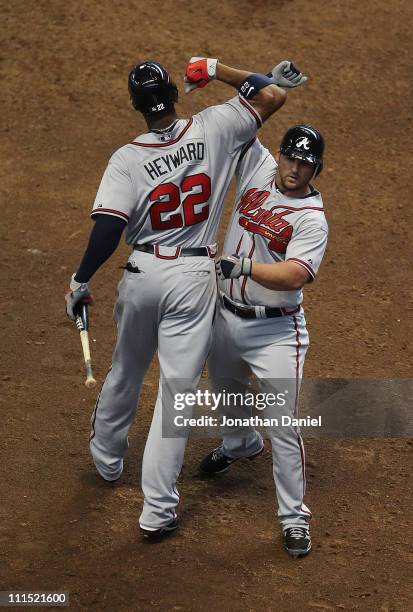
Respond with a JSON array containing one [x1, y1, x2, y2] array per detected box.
[[184, 57, 218, 93]]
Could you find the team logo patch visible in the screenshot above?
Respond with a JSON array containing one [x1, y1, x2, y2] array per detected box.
[[295, 137, 310, 150], [159, 133, 172, 142]]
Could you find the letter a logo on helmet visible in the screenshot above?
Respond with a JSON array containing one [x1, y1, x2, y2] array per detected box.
[[295, 137, 310, 150], [280, 125, 325, 175], [128, 60, 178, 115]]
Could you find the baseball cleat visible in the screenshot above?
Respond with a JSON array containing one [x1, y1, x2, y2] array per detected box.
[[99, 472, 122, 483], [199, 443, 264, 475], [283, 526, 312, 558], [95, 459, 123, 483], [140, 517, 179, 541]]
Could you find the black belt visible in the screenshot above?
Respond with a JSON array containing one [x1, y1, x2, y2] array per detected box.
[[133, 243, 215, 259], [223, 295, 300, 319]]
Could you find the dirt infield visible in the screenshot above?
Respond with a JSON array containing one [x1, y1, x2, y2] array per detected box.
[[1, 0, 412, 610]]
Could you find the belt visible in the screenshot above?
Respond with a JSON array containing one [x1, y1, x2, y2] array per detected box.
[[133, 243, 215, 259], [222, 295, 301, 319]]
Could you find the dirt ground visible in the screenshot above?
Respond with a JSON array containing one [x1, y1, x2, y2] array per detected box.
[[1, 0, 413, 610]]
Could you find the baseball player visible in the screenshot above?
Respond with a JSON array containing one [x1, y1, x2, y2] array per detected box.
[[65, 57, 308, 539], [199, 125, 328, 557]]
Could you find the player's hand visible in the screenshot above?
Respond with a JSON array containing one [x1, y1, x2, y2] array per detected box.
[[184, 57, 218, 93], [65, 273, 95, 321], [271, 61, 308, 88], [215, 255, 252, 279]]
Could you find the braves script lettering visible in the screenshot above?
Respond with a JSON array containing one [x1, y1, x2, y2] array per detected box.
[[237, 188, 293, 253]]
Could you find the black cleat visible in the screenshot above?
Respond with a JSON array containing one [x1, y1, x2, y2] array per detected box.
[[99, 473, 122, 483], [96, 462, 123, 483], [199, 443, 264, 475], [140, 518, 179, 541], [283, 526, 312, 558]]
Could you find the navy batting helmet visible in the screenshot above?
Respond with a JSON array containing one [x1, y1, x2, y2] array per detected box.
[[128, 61, 178, 116], [280, 125, 325, 175]]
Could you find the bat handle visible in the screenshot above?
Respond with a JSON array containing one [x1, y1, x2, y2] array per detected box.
[[81, 303, 89, 330]]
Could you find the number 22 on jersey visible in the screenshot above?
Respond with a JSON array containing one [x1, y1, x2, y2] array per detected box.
[[149, 173, 211, 230]]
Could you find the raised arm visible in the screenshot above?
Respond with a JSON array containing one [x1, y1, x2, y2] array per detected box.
[[214, 63, 286, 122], [184, 57, 307, 122]]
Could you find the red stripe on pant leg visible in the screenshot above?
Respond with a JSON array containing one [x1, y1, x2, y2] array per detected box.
[[293, 315, 306, 497], [89, 367, 112, 442], [296, 431, 307, 497], [293, 315, 302, 416]]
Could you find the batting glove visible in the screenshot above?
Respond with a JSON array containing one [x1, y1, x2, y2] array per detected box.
[[65, 273, 95, 321], [184, 57, 218, 93], [215, 255, 252, 280], [270, 61, 308, 88]]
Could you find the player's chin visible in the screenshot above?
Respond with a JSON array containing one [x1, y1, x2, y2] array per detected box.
[[284, 177, 300, 190]]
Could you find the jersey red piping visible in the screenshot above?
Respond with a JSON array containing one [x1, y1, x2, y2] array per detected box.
[[130, 118, 193, 148], [287, 257, 315, 279], [91, 208, 129, 222], [270, 204, 324, 212], [238, 97, 261, 127], [240, 136, 257, 161]]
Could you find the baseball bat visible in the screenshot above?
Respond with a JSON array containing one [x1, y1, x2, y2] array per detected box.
[[74, 303, 97, 388]]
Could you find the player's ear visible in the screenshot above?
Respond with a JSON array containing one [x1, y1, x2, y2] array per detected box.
[[275, 150, 281, 162]]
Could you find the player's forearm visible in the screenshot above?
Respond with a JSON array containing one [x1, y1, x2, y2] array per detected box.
[[250, 261, 310, 291], [216, 63, 287, 119], [216, 63, 256, 88]]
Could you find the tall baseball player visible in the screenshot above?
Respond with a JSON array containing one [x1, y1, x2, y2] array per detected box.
[[64, 57, 308, 539], [199, 125, 328, 557]]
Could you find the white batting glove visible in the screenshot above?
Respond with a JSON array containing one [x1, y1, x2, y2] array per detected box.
[[271, 61, 308, 88], [184, 57, 218, 93], [215, 255, 252, 280], [65, 273, 94, 321]]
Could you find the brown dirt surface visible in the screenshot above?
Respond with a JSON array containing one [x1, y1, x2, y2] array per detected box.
[[1, 0, 413, 610]]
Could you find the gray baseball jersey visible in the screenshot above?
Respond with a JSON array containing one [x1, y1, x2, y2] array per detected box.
[[91, 96, 261, 247], [208, 136, 328, 532], [220, 138, 328, 307]]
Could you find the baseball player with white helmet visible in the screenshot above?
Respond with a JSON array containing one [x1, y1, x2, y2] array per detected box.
[[200, 125, 328, 557], [65, 57, 308, 539]]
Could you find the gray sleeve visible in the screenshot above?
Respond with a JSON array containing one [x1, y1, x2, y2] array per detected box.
[[91, 150, 135, 223], [286, 221, 328, 280], [235, 138, 277, 194], [196, 95, 261, 154]]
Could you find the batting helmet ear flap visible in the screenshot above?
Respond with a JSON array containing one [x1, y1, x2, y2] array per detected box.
[[314, 160, 323, 177]]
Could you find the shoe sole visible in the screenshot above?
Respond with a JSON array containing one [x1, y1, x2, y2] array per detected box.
[[200, 444, 265, 475], [285, 543, 312, 558], [99, 473, 122, 483], [140, 522, 179, 541]]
